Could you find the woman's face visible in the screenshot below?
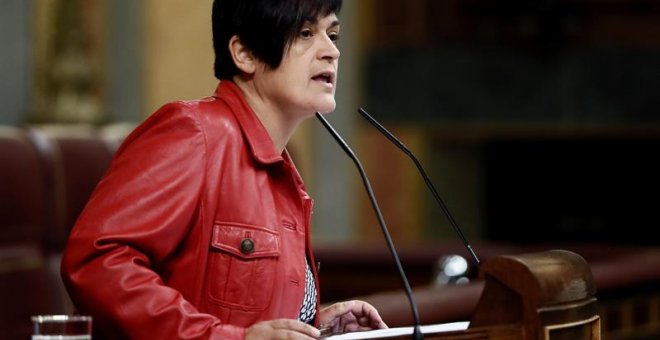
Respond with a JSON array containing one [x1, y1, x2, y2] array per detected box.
[[253, 13, 341, 119]]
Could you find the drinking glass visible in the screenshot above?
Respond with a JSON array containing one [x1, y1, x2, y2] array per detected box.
[[32, 315, 92, 340]]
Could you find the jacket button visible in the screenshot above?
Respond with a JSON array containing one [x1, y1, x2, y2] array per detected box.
[[240, 238, 255, 254]]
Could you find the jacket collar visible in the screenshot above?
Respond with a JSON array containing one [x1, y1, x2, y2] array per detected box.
[[213, 81, 284, 165]]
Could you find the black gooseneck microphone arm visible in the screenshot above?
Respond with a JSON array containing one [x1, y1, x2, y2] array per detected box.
[[315, 112, 423, 340], [357, 108, 481, 267]]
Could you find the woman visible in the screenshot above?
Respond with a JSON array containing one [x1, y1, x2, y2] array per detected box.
[[61, 0, 386, 339]]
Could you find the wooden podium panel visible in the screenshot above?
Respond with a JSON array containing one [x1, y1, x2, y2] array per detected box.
[[470, 249, 600, 339], [335, 249, 600, 340]]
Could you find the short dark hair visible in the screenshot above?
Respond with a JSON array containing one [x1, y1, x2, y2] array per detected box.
[[212, 0, 342, 80]]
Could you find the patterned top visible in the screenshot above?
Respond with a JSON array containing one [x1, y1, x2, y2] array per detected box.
[[298, 259, 317, 324]]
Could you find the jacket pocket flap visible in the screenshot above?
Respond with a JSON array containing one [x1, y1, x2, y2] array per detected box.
[[211, 222, 280, 260]]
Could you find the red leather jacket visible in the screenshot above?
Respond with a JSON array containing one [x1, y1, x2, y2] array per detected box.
[[61, 81, 319, 339]]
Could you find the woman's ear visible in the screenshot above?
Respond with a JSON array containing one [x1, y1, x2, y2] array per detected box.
[[228, 35, 256, 74]]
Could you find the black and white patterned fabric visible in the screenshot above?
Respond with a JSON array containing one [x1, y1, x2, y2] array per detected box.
[[298, 259, 317, 324]]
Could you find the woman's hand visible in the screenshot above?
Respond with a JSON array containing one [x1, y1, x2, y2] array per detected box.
[[318, 300, 388, 335], [245, 319, 320, 339]]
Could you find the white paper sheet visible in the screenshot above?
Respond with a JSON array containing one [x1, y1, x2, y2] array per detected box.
[[324, 321, 470, 339]]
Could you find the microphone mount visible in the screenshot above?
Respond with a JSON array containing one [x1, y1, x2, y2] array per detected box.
[[357, 108, 481, 267], [316, 112, 423, 340]]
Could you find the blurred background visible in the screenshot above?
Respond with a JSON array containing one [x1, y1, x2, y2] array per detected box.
[[1, 0, 659, 339]]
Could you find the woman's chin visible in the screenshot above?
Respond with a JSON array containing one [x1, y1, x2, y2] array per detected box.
[[313, 100, 337, 114]]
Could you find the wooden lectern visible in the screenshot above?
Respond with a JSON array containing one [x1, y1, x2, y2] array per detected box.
[[460, 249, 600, 339], [351, 249, 601, 340]]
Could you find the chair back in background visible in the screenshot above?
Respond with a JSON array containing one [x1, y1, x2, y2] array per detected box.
[[0, 126, 61, 339]]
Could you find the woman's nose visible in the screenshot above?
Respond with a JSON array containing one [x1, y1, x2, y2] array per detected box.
[[319, 36, 340, 61]]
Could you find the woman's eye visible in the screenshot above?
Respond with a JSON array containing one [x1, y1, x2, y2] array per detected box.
[[328, 32, 340, 43], [300, 29, 313, 39]]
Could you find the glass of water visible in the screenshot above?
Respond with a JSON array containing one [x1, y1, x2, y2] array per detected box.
[[32, 315, 92, 340]]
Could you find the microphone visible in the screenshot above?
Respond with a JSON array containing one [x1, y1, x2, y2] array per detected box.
[[315, 112, 423, 340], [357, 108, 481, 267]]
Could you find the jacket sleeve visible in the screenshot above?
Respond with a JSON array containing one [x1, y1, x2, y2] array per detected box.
[[60, 102, 245, 339]]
